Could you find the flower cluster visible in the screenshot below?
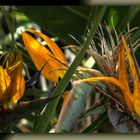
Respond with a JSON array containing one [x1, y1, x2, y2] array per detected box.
[[0, 51, 25, 110], [79, 35, 140, 117], [0, 29, 68, 111], [2, 28, 140, 121]]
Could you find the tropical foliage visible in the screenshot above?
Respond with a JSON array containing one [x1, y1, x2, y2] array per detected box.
[[0, 6, 140, 133]]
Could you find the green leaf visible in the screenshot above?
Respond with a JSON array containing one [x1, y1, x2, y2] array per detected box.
[[0, 6, 16, 49], [33, 6, 107, 133], [82, 112, 109, 133], [0, 95, 60, 129], [131, 28, 140, 42], [17, 6, 91, 45], [118, 6, 140, 30], [103, 6, 140, 31], [80, 105, 105, 118]]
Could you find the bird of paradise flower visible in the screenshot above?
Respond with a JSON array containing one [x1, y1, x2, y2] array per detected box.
[[79, 36, 140, 117], [0, 51, 25, 110]]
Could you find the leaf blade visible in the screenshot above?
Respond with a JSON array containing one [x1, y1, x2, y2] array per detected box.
[[33, 6, 107, 133]]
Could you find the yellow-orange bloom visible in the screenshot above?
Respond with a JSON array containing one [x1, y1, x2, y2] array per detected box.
[[79, 36, 140, 117], [0, 52, 25, 110], [22, 29, 67, 83]]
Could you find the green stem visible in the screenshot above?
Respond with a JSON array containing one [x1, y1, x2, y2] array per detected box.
[[34, 6, 107, 133]]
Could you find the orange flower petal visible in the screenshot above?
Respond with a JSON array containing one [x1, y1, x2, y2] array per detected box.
[[0, 66, 11, 101], [79, 77, 134, 112], [3, 54, 25, 109], [122, 36, 140, 94], [118, 41, 129, 90], [77, 66, 104, 77], [26, 29, 67, 64], [22, 31, 66, 83], [117, 39, 135, 112], [122, 36, 140, 116]]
